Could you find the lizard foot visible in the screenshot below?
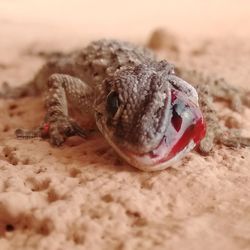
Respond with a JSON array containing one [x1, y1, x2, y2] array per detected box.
[[15, 117, 89, 146], [219, 130, 250, 148]]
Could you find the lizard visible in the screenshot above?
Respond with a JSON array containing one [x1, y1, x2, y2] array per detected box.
[[2, 39, 250, 171]]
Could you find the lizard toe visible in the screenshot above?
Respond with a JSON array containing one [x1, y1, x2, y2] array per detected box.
[[49, 134, 66, 146], [47, 117, 88, 146]]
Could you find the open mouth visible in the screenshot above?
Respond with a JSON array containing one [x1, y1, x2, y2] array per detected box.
[[97, 84, 206, 171], [123, 89, 206, 171]]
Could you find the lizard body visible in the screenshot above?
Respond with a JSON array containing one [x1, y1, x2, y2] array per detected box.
[[5, 39, 250, 171]]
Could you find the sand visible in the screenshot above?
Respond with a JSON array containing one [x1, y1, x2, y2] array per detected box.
[[0, 1, 250, 250]]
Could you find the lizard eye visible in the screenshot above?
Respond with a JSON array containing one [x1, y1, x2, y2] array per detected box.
[[106, 91, 120, 116]]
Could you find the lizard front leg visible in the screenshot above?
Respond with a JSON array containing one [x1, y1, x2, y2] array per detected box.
[[16, 74, 94, 146]]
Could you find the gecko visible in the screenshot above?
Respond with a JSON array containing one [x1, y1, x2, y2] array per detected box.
[[2, 39, 250, 171]]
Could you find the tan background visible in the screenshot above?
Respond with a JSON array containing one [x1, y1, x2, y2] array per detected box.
[[0, 1, 250, 250], [1, 0, 249, 39]]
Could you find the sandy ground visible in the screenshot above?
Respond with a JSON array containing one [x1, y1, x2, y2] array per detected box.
[[0, 1, 250, 250]]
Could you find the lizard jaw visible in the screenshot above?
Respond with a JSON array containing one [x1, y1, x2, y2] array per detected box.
[[107, 137, 197, 171], [97, 106, 205, 171], [121, 118, 205, 171]]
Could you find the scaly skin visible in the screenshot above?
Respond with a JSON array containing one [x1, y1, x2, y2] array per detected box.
[[3, 39, 250, 171]]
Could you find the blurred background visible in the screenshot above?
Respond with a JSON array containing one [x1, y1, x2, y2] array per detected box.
[[0, 0, 249, 86], [0, 0, 249, 42]]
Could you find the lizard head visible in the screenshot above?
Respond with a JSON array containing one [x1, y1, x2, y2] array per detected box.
[[94, 61, 206, 171]]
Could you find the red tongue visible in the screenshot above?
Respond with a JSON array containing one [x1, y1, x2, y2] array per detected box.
[[166, 117, 205, 160], [150, 89, 206, 161], [166, 89, 206, 160]]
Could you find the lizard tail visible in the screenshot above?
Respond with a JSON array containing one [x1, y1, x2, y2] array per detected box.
[[0, 79, 40, 98], [0, 61, 51, 98]]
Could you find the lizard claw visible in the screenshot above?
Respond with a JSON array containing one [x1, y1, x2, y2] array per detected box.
[[15, 117, 90, 146], [15, 128, 44, 139], [69, 120, 89, 138], [15, 121, 51, 140], [48, 117, 89, 145]]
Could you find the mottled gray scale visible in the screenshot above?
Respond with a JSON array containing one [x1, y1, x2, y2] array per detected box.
[[16, 40, 154, 96], [74, 39, 156, 86]]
